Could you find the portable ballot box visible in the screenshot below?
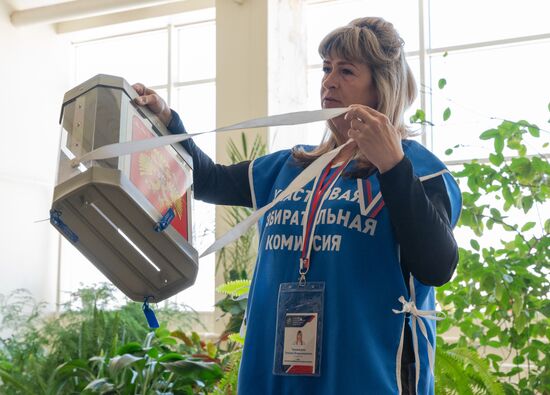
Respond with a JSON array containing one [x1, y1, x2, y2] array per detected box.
[[51, 74, 198, 302]]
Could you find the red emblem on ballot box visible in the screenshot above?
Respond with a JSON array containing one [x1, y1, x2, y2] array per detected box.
[[129, 115, 190, 240]]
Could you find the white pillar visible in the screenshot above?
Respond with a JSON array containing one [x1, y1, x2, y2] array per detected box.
[[214, 0, 269, 333]]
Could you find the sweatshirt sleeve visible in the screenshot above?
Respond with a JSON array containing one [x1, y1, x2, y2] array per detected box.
[[377, 156, 459, 287], [167, 110, 253, 207]]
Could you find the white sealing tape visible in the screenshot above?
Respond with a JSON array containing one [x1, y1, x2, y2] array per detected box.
[[201, 140, 355, 257], [72, 107, 350, 165], [71, 106, 353, 257]]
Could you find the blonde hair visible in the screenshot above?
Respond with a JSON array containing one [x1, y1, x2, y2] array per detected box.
[[293, 17, 417, 167]]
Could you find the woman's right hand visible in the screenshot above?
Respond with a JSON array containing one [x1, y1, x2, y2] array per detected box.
[[132, 83, 172, 127]]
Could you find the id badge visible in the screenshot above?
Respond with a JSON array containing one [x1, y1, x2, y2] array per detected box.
[[273, 282, 324, 376]]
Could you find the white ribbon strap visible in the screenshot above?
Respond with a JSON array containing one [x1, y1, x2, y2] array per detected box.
[[392, 275, 444, 393], [73, 107, 350, 165], [200, 140, 355, 257]]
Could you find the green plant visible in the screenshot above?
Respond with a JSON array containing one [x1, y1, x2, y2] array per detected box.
[[213, 280, 250, 395], [435, 338, 505, 395], [0, 284, 203, 394], [437, 112, 550, 393], [58, 326, 223, 394]]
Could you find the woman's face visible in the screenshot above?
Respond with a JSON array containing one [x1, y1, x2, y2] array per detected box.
[[320, 54, 378, 143]]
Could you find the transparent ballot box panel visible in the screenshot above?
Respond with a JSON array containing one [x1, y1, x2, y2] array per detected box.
[[51, 74, 198, 302]]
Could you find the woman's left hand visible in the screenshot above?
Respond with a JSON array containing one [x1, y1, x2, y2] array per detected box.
[[345, 105, 404, 173]]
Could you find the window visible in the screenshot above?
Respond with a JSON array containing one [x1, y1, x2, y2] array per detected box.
[[61, 12, 216, 312]]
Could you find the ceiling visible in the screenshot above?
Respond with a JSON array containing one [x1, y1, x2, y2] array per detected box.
[[5, 0, 73, 11]]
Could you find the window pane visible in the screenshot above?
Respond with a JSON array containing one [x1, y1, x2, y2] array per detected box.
[[429, 41, 550, 160], [174, 82, 216, 137], [177, 21, 216, 82], [75, 30, 168, 87], [306, 0, 419, 64], [429, 0, 550, 48]]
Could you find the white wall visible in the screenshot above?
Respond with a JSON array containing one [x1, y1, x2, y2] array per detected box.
[[0, 1, 72, 309]]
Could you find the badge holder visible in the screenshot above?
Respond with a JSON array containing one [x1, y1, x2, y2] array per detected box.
[[273, 281, 325, 376]]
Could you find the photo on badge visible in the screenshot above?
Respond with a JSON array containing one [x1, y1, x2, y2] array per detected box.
[[282, 313, 318, 373]]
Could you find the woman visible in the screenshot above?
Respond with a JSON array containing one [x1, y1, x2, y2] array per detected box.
[[134, 17, 460, 395]]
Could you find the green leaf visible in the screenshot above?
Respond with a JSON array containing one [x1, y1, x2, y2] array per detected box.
[[206, 342, 217, 358], [544, 219, 550, 234], [469, 239, 480, 251], [521, 196, 533, 213], [495, 283, 504, 302], [443, 107, 451, 121], [160, 336, 178, 346], [512, 297, 524, 318], [486, 353, 503, 362], [158, 352, 186, 363], [443, 51, 448, 57], [512, 355, 525, 365], [155, 326, 170, 339], [444, 148, 453, 155], [494, 135, 504, 154], [191, 332, 202, 345], [108, 354, 143, 375], [479, 129, 498, 140], [147, 347, 159, 358], [228, 333, 245, 344], [438, 78, 447, 89], [409, 108, 428, 124], [490, 208, 502, 220], [489, 153, 504, 166], [162, 359, 223, 384], [515, 312, 527, 334], [84, 378, 115, 393], [520, 222, 536, 232], [216, 280, 251, 298], [116, 342, 142, 355], [527, 125, 540, 137]]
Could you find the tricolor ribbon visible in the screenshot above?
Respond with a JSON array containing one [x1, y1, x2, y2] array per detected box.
[[298, 150, 354, 283], [363, 179, 385, 218]]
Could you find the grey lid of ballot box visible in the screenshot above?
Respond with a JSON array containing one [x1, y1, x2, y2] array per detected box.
[[52, 166, 198, 302], [59, 74, 193, 169]]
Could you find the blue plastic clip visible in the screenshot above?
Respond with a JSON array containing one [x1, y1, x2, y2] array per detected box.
[[142, 297, 159, 328], [50, 209, 79, 243], [154, 207, 175, 232]]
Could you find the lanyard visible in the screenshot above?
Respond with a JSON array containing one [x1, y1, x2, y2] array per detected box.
[[299, 157, 351, 284]]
